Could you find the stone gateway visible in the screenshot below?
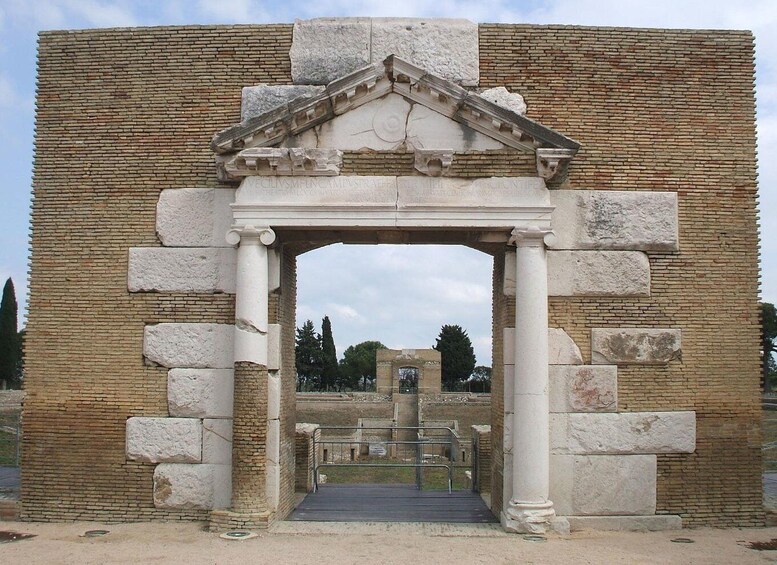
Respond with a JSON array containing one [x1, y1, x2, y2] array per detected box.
[[24, 18, 761, 532]]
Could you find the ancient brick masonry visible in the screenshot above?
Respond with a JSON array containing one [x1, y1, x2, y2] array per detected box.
[[24, 22, 761, 529]]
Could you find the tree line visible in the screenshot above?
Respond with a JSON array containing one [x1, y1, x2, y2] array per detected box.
[[295, 317, 490, 393]]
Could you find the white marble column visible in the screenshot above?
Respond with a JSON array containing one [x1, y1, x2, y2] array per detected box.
[[505, 226, 556, 534], [226, 225, 276, 364]]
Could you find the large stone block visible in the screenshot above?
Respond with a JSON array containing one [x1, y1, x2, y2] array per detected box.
[[371, 19, 479, 86], [156, 188, 234, 247], [290, 18, 479, 86], [290, 18, 371, 85], [504, 327, 583, 365], [405, 104, 504, 151], [168, 369, 234, 418], [551, 411, 696, 455], [550, 190, 678, 251], [128, 247, 236, 293], [242, 84, 325, 121], [550, 366, 617, 413], [317, 93, 411, 150], [592, 328, 682, 365], [126, 417, 201, 463], [153, 463, 231, 510], [203, 419, 232, 465], [566, 515, 682, 532], [144, 323, 234, 369], [548, 251, 650, 297], [550, 454, 656, 516]]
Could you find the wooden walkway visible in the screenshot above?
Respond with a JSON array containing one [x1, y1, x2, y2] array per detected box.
[[289, 484, 497, 523]]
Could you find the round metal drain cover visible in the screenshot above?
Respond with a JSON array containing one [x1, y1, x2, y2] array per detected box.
[[670, 538, 695, 544], [522, 534, 546, 542], [220, 530, 258, 541], [83, 530, 110, 537]]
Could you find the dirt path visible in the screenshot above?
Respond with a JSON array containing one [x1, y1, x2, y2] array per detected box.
[[2, 520, 777, 564]]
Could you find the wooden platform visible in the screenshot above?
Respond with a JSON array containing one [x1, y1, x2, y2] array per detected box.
[[289, 484, 498, 523]]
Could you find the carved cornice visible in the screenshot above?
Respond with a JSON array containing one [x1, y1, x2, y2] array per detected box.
[[211, 55, 580, 181], [218, 148, 343, 180]]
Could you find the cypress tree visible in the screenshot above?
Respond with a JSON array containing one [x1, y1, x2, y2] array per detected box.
[[320, 316, 339, 391], [295, 320, 323, 391], [433, 324, 476, 391], [0, 278, 19, 388]]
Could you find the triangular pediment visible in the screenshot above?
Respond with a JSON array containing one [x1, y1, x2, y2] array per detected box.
[[212, 55, 580, 180]]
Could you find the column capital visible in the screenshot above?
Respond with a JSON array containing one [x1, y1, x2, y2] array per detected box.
[[509, 225, 556, 248], [226, 224, 276, 246]]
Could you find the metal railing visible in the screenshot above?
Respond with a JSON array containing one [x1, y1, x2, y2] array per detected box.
[[313, 426, 459, 493]]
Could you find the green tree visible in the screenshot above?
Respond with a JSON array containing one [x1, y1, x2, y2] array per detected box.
[[468, 365, 492, 393], [295, 320, 322, 392], [764, 303, 777, 392], [433, 324, 476, 391], [320, 316, 340, 391], [339, 340, 387, 391], [0, 278, 20, 389]]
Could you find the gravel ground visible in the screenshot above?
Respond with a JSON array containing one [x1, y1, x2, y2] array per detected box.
[[2, 520, 777, 564]]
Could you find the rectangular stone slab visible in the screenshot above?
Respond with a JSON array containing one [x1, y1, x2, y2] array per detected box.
[[550, 454, 657, 516], [551, 411, 696, 455], [504, 327, 583, 366], [290, 18, 371, 85], [592, 328, 682, 365], [550, 190, 679, 251], [153, 463, 231, 510], [144, 323, 234, 369], [168, 369, 234, 418], [203, 419, 233, 465], [156, 188, 234, 247], [548, 251, 650, 297], [549, 366, 617, 413], [126, 417, 202, 463], [128, 247, 236, 293]]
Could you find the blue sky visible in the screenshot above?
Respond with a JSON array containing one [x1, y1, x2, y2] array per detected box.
[[0, 1, 775, 366]]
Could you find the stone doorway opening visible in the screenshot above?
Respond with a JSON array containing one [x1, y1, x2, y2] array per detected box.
[[293, 243, 494, 511]]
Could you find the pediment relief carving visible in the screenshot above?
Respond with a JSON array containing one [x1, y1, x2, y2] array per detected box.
[[212, 55, 579, 181]]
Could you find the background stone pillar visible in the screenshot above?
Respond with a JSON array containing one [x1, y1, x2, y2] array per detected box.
[[505, 226, 556, 534]]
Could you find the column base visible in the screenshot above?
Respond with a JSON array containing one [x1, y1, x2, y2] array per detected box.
[[502, 500, 560, 534], [209, 509, 274, 532]]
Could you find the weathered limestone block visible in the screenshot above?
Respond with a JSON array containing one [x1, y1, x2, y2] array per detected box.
[[591, 328, 682, 365], [290, 18, 371, 84], [126, 417, 201, 463], [549, 328, 584, 365], [504, 327, 583, 365], [550, 454, 656, 516], [242, 84, 325, 121], [203, 419, 233, 465], [550, 191, 678, 251], [267, 324, 281, 371], [153, 463, 231, 510], [290, 18, 479, 86], [156, 188, 235, 247], [144, 323, 234, 369], [548, 251, 650, 297], [479, 87, 527, 116], [371, 19, 479, 86], [551, 411, 696, 455], [268, 372, 281, 420], [550, 366, 617, 413], [565, 515, 682, 532], [128, 247, 236, 293], [168, 369, 234, 418]]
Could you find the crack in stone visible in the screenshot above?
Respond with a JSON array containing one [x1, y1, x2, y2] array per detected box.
[[235, 319, 267, 334]]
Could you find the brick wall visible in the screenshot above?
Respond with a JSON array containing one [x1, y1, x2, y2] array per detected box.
[[26, 24, 760, 526]]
